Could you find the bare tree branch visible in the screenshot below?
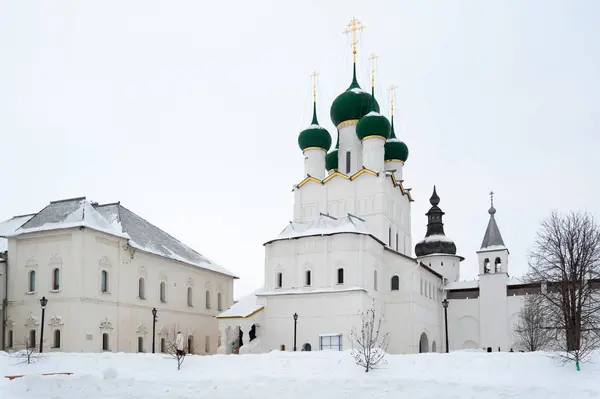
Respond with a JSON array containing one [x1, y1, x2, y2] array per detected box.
[[512, 294, 552, 351], [350, 300, 389, 372], [162, 326, 197, 370]]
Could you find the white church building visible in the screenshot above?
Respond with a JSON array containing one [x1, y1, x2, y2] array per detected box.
[[216, 19, 531, 355]]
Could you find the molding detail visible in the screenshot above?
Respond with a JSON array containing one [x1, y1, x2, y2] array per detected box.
[[49, 253, 63, 265], [158, 272, 168, 282], [99, 318, 114, 331], [5, 317, 14, 329], [24, 256, 38, 268], [137, 265, 148, 277], [136, 322, 148, 335], [99, 256, 112, 268], [25, 313, 39, 328], [48, 315, 64, 328], [187, 278, 194, 287]]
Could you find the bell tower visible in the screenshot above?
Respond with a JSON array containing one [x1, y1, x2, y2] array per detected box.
[[476, 191, 509, 275]]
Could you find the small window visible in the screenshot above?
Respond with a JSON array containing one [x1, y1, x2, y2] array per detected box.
[[160, 282, 166, 303], [319, 334, 342, 351], [395, 232, 399, 250], [495, 257, 502, 273], [28, 270, 36, 292], [484, 258, 491, 274], [388, 227, 392, 246], [7, 330, 13, 348], [188, 336, 194, 354], [217, 292, 223, 311], [52, 268, 60, 290], [205, 290, 211, 309], [160, 337, 166, 353], [28, 329, 36, 349], [420, 278, 423, 295], [391, 275, 399, 291], [187, 287, 193, 307], [205, 335, 210, 353], [345, 151, 351, 173], [137, 337, 144, 353], [374, 270, 378, 290], [138, 277, 145, 299], [53, 330, 61, 348], [101, 270, 108, 293], [276, 272, 283, 288], [102, 333, 110, 351], [337, 268, 344, 284], [305, 270, 312, 286]]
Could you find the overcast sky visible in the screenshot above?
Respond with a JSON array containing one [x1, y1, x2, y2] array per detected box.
[[1, 1, 599, 299]]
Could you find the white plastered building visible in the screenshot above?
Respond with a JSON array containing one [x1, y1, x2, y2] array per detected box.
[[0, 197, 237, 353]]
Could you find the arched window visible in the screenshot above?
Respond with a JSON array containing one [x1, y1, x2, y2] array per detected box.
[[102, 333, 110, 351], [432, 341, 437, 352], [28, 330, 36, 349], [52, 268, 60, 290], [53, 330, 61, 348], [276, 272, 283, 288], [7, 330, 13, 348], [188, 336, 194, 354], [160, 338, 166, 353], [495, 257, 502, 273], [305, 270, 312, 286], [101, 270, 108, 293], [138, 277, 145, 299], [374, 270, 378, 290], [391, 275, 399, 291], [160, 281, 166, 303], [484, 258, 491, 273], [345, 151, 351, 173], [137, 337, 144, 353], [217, 292, 223, 311], [28, 270, 36, 292], [205, 290, 211, 309], [337, 268, 344, 284], [187, 287, 193, 307]]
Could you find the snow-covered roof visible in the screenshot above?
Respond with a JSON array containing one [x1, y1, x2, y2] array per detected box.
[[445, 280, 479, 290], [9, 197, 129, 239], [478, 244, 508, 253], [94, 203, 237, 278], [216, 290, 263, 319], [265, 214, 371, 244], [258, 285, 366, 296], [417, 234, 455, 244], [0, 213, 34, 252], [2, 197, 237, 278]]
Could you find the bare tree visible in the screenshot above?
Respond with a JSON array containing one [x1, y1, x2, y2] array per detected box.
[[350, 301, 389, 372], [512, 294, 552, 351], [10, 336, 42, 365], [163, 326, 197, 370], [526, 211, 600, 369]]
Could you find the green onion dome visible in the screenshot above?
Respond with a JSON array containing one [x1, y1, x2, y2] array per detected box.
[[298, 103, 332, 151], [384, 116, 409, 162], [356, 111, 391, 141], [325, 133, 339, 171], [330, 64, 380, 128]]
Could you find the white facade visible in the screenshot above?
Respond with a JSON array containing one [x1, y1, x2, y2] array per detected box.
[[0, 198, 236, 354]]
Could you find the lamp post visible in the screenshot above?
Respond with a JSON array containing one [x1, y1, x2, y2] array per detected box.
[[39, 296, 48, 353], [152, 308, 157, 354], [293, 313, 298, 351], [442, 298, 449, 353]]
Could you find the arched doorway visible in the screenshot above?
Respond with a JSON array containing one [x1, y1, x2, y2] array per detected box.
[[432, 341, 436, 353], [419, 332, 429, 353], [302, 343, 312, 351]]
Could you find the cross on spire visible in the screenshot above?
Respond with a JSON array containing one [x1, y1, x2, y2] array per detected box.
[[369, 53, 378, 88], [388, 85, 398, 117], [343, 17, 366, 63], [489, 191, 494, 207], [311, 70, 319, 103]]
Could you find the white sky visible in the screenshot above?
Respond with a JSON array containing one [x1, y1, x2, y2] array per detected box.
[[1, 1, 599, 299]]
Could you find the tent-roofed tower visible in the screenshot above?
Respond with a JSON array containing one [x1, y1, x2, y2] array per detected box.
[[477, 191, 509, 275]]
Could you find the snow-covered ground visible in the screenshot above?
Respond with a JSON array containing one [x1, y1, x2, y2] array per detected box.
[[1, 350, 598, 399]]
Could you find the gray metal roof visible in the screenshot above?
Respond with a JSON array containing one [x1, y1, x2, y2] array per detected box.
[[480, 205, 506, 250]]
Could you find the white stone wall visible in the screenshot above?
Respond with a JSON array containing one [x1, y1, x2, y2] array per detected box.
[[4, 227, 234, 354]]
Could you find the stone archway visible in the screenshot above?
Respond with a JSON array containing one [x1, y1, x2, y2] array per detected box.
[[419, 332, 429, 353]]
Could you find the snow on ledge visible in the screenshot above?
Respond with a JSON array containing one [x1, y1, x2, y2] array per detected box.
[[478, 244, 508, 252], [266, 214, 371, 244], [258, 285, 366, 296], [418, 234, 455, 244], [445, 280, 479, 290]]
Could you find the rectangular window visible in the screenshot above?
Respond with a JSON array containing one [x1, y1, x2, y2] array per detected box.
[[205, 336, 210, 353], [388, 227, 392, 246], [345, 151, 351, 174], [137, 337, 144, 353], [396, 232, 399, 251], [319, 334, 342, 351]]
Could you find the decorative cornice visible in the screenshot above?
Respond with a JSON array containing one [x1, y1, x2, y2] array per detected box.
[[25, 313, 39, 327], [5, 317, 14, 329], [322, 171, 350, 183], [297, 176, 321, 188], [336, 119, 360, 129], [48, 315, 64, 328], [350, 168, 378, 180], [302, 146, 327, 153], [136, 322, 148, 335], [360, 135, 387, 142], [99, 318, 113, 331]]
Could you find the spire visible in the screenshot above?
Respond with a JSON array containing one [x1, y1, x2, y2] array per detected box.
[[311, 70, 319, 125], [414, 186, 457, 257], [388, 85, 398, 139], [480, 191, 506, 250], [369, 53, 378, 110], [344, 17, 365, 89], [424, 185, 445, 237]]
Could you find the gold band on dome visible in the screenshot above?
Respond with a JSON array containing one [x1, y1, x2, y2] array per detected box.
[[384, 159, 405, 164], [336, 119, 359, 129], [302, 147, 327, 152], [361, 135, 387, 142]]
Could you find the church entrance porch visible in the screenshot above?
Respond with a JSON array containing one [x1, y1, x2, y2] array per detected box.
[[219, 323, 260, 355], [419, 332, 429, 353]]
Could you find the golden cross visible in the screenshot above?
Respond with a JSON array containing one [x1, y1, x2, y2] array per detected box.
[[388, 85, 398, 117], [311, 70, 319, 103], [343, 17, 366, 63], [489, 191, 494, 207], [369, 53, 378, 88]]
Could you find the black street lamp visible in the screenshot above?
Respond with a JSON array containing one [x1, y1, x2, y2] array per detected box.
[[293, 313, 298, 352], [442, 298, 449, 353], [152, 308, 158, 354], [39, 296, 48, 353]]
